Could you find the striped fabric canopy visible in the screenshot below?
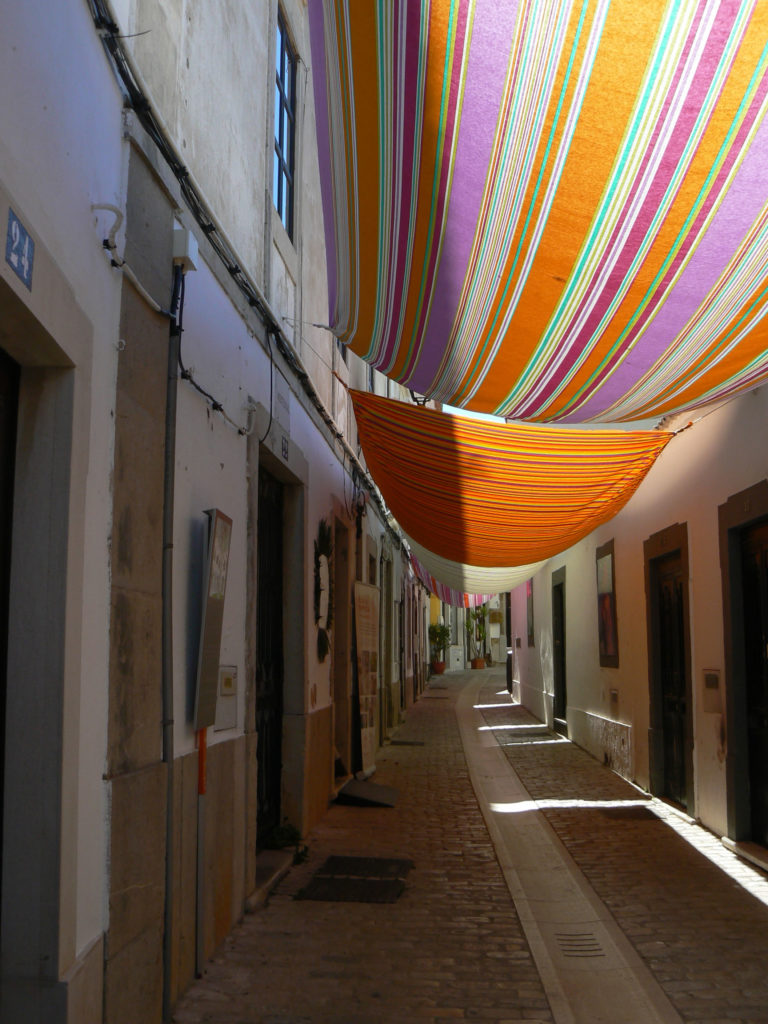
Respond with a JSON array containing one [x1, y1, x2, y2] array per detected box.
[[350, 391, 672, 566], [409, 549, 495, 606], [407, 534, 547, 595], [309, 0, 768, 423]]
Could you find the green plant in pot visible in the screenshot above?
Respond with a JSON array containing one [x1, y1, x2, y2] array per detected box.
[[428, 622, 451, 675], [466, 605, 488, 668]]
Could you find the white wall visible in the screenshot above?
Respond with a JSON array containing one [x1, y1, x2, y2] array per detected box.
[[510, 384, 768, 837], [0, 0, 125, 959]]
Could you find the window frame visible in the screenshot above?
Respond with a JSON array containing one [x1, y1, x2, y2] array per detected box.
[[274, 9, 297, 238]]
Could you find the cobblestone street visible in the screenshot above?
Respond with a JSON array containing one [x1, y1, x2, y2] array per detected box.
[[173, 669, 768, 1024]]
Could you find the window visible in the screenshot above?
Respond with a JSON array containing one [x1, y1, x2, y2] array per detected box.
[[274, 11, 297, 237]]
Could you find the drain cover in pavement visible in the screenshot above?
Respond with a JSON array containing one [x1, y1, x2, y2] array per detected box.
[[295, 856, 413, 903], [389, 739, 425, 747]]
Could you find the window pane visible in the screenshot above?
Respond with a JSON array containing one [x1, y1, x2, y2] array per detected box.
[[274, 10, 296, 238], [280, 172, 290, 230], [282, 109, 291, 164], [274, 84, 282, 148], [273, 151, 281, 214]]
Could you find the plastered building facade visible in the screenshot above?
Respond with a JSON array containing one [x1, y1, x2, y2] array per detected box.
[[508, 385, 768, 857], [0, 2, 429, 1020]]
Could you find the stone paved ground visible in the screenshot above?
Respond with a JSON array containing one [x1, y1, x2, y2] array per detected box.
[[476, 678, 768, 1024], [173, 670, 553, 1024], [174, 670, 768, 1024]]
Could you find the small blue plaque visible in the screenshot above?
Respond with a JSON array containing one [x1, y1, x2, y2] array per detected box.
[[5, 208, 34, 290]]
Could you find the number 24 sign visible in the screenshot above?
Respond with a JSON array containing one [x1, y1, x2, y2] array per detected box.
[[5, 208, 34, 290]]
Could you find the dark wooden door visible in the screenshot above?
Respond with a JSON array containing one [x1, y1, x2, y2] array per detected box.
[[741, 519, 768, 846], [0, 349, 18, 904], [256, 466, 284, 845], [552, 578, 567, 732], [656, 553, 688, 806]]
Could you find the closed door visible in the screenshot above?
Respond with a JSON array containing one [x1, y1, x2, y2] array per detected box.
[[552, 578, 567, 732], [655, 553, 688, 806], [256, 466, 284, 844], [741, 519, 768, 846], [0, 349, 18, 908]]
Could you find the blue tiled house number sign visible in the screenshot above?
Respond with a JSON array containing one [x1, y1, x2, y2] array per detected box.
[[6, 208, 34, 290]]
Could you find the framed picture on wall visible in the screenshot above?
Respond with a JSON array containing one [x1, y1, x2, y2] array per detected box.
[[526, 579, 534, 647], [596, 539, 619, 668]]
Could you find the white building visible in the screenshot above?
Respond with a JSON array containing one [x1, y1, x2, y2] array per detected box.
[[0, 2, 427, 1020], [508, 385, 768, 855]]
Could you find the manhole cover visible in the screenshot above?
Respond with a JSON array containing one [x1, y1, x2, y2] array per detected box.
[[296, 856, 414, 903]]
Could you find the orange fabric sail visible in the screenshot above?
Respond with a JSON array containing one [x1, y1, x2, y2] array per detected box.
[[350, 391, 672, 567]]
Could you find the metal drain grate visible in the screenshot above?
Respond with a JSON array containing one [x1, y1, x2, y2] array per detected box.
[[389, 739, 425, 746], [555, 931, 606, 958], [295, 856, 414, 903]]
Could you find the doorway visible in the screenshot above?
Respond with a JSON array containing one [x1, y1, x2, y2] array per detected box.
[[0, 348, 18, 910], [552, 567, 567, 735], [740, 518, 768, 846], [645, 524, 693, 810], [719, 482, 768, 844], [332, 518, 351, 782], [255, 464, 284, 845]]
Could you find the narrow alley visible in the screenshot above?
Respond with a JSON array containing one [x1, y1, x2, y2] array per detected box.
[[173, 668, 768, 1024]]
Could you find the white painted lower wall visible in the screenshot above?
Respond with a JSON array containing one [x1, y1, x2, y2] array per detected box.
[[509, 383, 768, 840]]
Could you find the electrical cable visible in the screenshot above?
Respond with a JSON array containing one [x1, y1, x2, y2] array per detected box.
[[88, 0, 399, 540], [257, 329, 274, 444], [174, 271, 248, 436]]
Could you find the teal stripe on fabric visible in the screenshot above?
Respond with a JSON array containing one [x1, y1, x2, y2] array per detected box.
[[497, 0, 687, 414], [550, 0, 760, 419], [395, 0, 461, 377], [453, 0, 592, 405], [557, 22, 768, 420], [367, 2, 390, 361], [431, 0, 586, 400]]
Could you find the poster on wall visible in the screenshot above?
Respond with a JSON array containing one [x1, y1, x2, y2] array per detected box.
[[354, 581, 380, 774], [596, 540, 619, 668], [194, 509, 233, 730]]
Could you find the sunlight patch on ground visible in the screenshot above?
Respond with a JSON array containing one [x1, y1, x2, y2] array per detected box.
[[651, 802, 768, 909], [498, 737, 569, 747], [490, 798, 650, 814], [478, 723, 549, 731], [487, 792, 768, 907], [477, 698, 768, 906]]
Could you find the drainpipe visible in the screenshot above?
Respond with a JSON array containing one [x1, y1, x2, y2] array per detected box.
[[161, 264, 183, 1020]]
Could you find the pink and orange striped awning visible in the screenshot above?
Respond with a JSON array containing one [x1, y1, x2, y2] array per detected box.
[[310, 0, 768, 423], [351, 391, 672, 567], [309, 1, 768, 579]]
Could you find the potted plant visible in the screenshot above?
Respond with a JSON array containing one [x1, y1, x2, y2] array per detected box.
[[466, 605, 488, 669], [429, 622, 451, 675]]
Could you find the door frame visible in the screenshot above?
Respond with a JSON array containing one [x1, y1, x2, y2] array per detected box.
[[718, 479, 768, 842], [644, 522, 694, 810], [551, 566, 567, 735], [0, 185, 94, 1018]]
